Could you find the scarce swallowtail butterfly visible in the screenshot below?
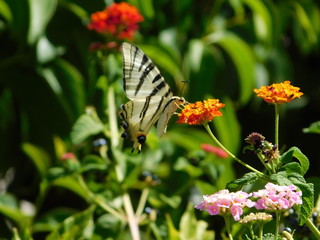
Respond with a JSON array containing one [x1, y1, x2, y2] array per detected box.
[[119, 42, 185, 153]]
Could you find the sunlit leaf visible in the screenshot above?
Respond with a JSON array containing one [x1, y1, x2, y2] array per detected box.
[[28, 0, 58, 44], [22, 143, 50, 176], [303, 121, 320, 134], [205, 32, 255, 105], [0, 0, 12, 23], [70, 111, 105, 145], [242, 0, 273, 45]]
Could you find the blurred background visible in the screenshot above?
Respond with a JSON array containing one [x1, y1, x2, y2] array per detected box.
[[0, 0, 320, 239]]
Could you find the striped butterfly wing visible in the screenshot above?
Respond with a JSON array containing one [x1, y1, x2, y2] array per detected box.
[[122, 42, 172, 99], [120, 42, 183, 153]]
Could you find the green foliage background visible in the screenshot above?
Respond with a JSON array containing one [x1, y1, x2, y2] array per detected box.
[[0, 0, 320, 239]]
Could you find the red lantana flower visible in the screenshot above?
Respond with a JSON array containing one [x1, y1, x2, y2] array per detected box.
[[88, 2, 144, 40], [254, 81, 303, 104], [177, 99, 225, 125]]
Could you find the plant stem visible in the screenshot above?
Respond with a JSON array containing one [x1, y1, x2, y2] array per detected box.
[[136, 188, 150, 218], [258, 224, 263, 240], [275, 211, 281, 240], [224, 215, 233, 240], [123, 193, 141, 240], [76, 175, 126, 221], [274, 104, 279, 147], [306, 218, 320, 239], [203, 123, 267, 178]]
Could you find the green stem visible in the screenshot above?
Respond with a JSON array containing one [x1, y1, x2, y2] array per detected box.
[[136, 188, 150, 219], [275, 211, 281, 240], [123, 193, 141, 240], [259, 224, 263, 240], [203, 123, 267, 178], [224, 215, 233, 240], [76, 175, 126, 221], [306, 218, 320, 239], [274, 104, 280, 147], [248, 225, 255, 239]]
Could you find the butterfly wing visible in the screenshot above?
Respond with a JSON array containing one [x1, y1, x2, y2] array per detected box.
[[120, 42, 184, 153], [122, 42, 172, 100], [120, 95, 169, 152]]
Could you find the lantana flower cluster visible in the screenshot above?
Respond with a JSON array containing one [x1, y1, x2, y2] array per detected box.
[[88, 2, 144, 40], [195, 189, 254, 221], [196, 183, 302, 221], [177, 99, 225, 125], [253, 183, 302, 210], [254, 81, 303, 104]]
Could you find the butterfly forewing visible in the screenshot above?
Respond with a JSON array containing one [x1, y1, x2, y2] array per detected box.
[[122, 42, 172, 100]]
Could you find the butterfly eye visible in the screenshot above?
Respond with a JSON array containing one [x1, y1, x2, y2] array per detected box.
[[121, 132, 129, 139], [120, 121, 128, 129], [137, 135, 146, 144]]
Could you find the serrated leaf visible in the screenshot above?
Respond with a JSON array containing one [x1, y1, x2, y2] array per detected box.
[[226, 172, 259, 191], [287, 173, 314, 225], [270, 171, 293, 186], [303, 121, 320, 134], [280, 147, 309, 176], [70, 112, 105, 145]]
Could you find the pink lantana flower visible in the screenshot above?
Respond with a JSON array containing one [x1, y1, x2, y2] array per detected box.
[[253, 183, 302, 211], [195, 189, 254, 221]]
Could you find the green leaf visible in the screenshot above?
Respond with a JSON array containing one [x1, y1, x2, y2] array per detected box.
[[36, 36, 65, 64], [28, 0, 58, 44], [70, 111, 105, 145], [280, 147, 309, 176], [295, 183, 314, 225], [81, 155, 108, 173], [46, 205, 95, 240], [226, 172, 259, 191], [166, 214, 180, 240], [159, 194, 181, 208], [205, 32, 255, 105], [33, 208, 78, 232], [179, 202, 214, 240], [270, 171, 293, 186], [47, 59, 86, 118], [52, 176, 89, 201], [0, 194, 32, 228], [242, 0, 273, 45], [174, 157, 203, 177], [0, 0, 12, 23], [303, 121, 320, 134], [22, 143, 50, 177], [140, 44, 184, 85], [135, 0, 154, 19], [282, 162, 302, 174]]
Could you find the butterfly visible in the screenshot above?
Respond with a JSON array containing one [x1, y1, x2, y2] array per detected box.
[[119, 42, 185, 153]]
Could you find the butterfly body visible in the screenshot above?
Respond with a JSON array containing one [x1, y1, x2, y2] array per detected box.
[[120, 42, 185, 153]]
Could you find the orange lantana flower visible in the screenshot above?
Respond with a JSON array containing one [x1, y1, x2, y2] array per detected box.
[[177, 99, 225, 125], [254, 81, 303, 104], [88, 2, 144, 40]]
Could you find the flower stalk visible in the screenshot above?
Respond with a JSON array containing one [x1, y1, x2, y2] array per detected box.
[[203, 123, 266, 178], [274, 104, 280, 147]]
